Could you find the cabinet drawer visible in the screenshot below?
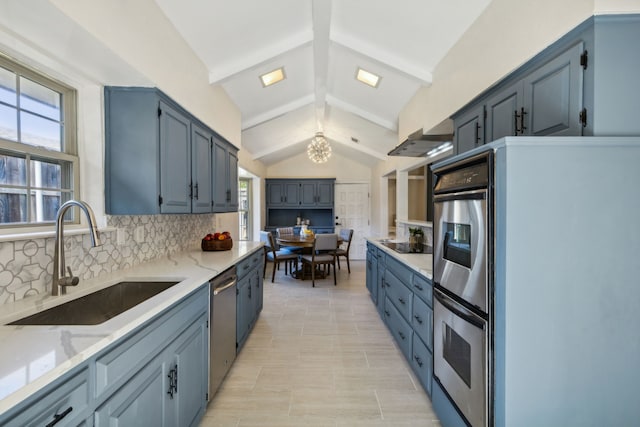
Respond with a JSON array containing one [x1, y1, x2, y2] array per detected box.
[[95, 285, 208, 398], [237, 250, 262, 279], [412, 273, 432, 307], [3, 368, 89, 427], [383, 297, 413, 361], [411, 334, 433, 396], [385, 256, 413, 285], [384, 269, 413, 323], [412, 296, 433, 350]]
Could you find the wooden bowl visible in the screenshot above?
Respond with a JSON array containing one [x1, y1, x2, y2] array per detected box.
[[201, 238, 233, 251]]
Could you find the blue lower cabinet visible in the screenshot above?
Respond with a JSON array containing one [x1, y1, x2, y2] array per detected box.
[[384, 270, 413, 323], [366, 242, 434, 399], [384, 297, 413, 361], [236, 250, 264, 352], [411, 334, 433, 396], [411, 296, 433, 347]]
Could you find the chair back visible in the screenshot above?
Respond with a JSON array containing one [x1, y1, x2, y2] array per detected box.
[[266, 232, 279, 254], [314, 233, 338, 253], [276, 227, 295, 237], [339, 228, 354, 252]]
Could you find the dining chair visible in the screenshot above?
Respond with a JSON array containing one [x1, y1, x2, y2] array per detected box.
[[300, 233, 338, 287], [261, 231, 299, 283], [334, 228, 354, 273], [276, 227, 303, 254]]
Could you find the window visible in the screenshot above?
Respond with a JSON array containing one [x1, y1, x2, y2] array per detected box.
[[238, 178, 252, 241], [0, 55, 77, 227]]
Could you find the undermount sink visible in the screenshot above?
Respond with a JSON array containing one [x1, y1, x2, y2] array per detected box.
[[8, 281, 180, 326]]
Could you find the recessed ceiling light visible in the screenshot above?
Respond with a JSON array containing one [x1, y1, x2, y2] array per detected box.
[[260, 67, 286, 87], [356, 67, 380, 88]]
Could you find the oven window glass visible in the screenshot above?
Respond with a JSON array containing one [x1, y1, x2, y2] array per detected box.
[[443, 323, 472, 387], [443, 222, 471, 268]]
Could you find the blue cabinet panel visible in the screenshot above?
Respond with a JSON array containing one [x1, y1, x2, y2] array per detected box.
[[384, 269, 413, 324], [411, 334, 433, 396], [159, 101, 191, 214]]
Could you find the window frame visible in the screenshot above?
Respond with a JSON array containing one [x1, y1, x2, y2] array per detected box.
[[238, 177, 252, 241], [0, 53, 79, 229]]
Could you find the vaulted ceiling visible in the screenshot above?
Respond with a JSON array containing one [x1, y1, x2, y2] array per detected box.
[[154, 0, 491, 165]]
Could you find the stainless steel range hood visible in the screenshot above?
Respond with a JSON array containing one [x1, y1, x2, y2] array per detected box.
[[388, 120, 454, 157]]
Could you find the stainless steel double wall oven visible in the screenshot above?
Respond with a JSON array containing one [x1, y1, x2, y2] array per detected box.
[[432, 152, 493, 427]]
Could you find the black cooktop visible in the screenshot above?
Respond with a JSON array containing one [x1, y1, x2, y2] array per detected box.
[[381, 242, 433, 254]]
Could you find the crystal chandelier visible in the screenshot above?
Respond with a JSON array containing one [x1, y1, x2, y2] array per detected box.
[[307, 132, 332, 163]]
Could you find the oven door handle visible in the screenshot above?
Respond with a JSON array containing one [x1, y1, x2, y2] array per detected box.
[[434, 190, 486, 203], [434, 288, 485, 329]]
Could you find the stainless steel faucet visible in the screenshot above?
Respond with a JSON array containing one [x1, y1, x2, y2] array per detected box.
[[52, 200, 102, 296]]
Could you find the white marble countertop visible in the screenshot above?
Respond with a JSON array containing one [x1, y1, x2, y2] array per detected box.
[[0, 241, 263, 415], [365, 237, 433, 279]]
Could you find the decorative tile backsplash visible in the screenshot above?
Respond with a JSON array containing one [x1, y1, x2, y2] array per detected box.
[[0, 214, 216, 306]]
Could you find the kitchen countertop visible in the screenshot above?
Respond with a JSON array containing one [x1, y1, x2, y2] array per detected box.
[[366, 237, 433, 279], [0, 241, 263, 415]]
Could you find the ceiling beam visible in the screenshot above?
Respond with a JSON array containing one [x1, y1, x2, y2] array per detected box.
[[208, 29, 313, 84], [325, 133, 388, 160], [242, 94, 314, 130], [312, 0, 331, 132], [326, 94, 398, 131], [331, 29, 433, 85]]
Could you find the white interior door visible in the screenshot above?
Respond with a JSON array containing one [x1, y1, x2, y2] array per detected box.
[[334, 183, 370, 260]]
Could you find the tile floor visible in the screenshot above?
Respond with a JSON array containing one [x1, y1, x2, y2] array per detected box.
[[200, 260, 441, 427]]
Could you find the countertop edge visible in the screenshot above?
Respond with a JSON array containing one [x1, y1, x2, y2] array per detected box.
[[365, 237, 433, 280]]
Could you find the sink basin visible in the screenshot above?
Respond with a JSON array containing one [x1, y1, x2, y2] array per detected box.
[[8, 281, 179, 326]]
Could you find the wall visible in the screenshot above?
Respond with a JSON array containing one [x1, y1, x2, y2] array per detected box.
[[266, 150, 372, 181], [0, 0, 244, 305]]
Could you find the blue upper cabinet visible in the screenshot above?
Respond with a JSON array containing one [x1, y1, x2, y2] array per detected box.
[[159, 101, 191, 214], [191, 123, 214, 214], [105, 86, 237, 214], [485, 81, 523, 142], [454, 104, 485, 155], [300, 179, 334, 207], [523, 42, 584, 136], [212, 136, 239, 213], [266, 180, 300, 207], [453, 14, 640, 155]]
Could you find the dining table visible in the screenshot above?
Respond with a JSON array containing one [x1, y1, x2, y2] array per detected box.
[[276, 234, 343, 280]]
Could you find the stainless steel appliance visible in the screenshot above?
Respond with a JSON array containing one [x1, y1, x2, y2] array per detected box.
[[432, 152, 493, 427], [209, 266, 237, 400]]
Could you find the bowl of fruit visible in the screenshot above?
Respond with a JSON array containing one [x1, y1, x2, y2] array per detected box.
[[201, 231, 233, 251]]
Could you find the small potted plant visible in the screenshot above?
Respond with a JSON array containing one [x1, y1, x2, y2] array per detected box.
[[409, 227, 424, 252]]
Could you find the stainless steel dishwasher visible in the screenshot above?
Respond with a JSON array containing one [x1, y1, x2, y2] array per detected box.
[[208, 265, 237, 400]]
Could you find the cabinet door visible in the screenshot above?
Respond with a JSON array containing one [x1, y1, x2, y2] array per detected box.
[[366, 248, 377, 303], [300, 182, 316, 206], [252, 268, 263, 317], [170, 316, 208, 427], [266, 181, 284, 206], [191, 124, 213, 213], [95, 355, 168, 427], [316, 181, 334, 207], [485, 81, 524, 142], [212, 139, 228, 212], [228, 149, 239, 211], [283, 182, 300, 207], [236, 277, 252, 351], [454, 105, 484, 155], [159, 101, 191, 214], [523, 42, 584, 137]]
